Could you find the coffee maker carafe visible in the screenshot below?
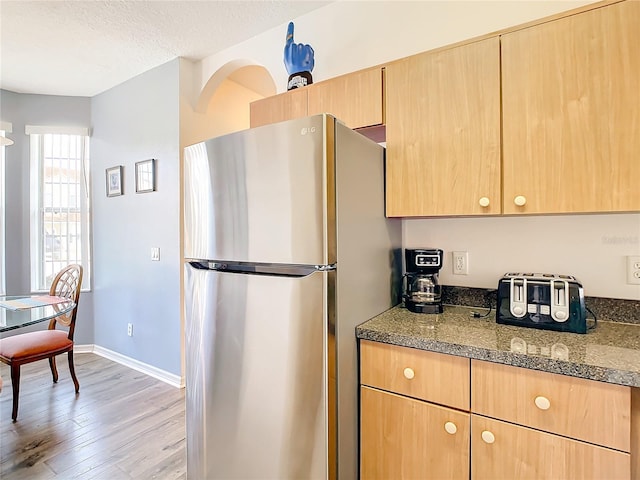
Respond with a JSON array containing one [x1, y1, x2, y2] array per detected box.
[[403, 248, 444, 314]]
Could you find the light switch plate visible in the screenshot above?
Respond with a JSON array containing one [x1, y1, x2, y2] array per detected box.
[[151, 247, 160, 261]]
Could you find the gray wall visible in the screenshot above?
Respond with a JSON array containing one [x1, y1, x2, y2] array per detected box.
[[90, 59, 181, 375], [0, 89, 94, 343], [1, 59, 182, 375]]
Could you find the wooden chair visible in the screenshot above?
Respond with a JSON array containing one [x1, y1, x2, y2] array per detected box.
[[0, 264, 83, 421]]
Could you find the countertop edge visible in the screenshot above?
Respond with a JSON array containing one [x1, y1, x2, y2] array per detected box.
[[356, 326, 640, 388]]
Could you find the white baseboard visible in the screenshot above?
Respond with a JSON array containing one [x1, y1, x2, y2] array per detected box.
[[75, 344, 184, 389]]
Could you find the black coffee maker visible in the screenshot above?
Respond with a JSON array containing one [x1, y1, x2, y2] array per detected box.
[[403, 248, 444, 314]]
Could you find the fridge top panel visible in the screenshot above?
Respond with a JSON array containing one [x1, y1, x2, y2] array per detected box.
[[184, 115, 329, 265]]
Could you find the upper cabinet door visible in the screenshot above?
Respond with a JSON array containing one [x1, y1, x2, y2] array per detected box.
[[307, 67, 384, 129], [385, 37, 501, 217], [502, 1, 640, 214], [249, 88, 308, 128]]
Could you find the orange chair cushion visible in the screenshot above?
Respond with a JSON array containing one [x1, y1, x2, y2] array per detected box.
[[0, 330, 72, 362]]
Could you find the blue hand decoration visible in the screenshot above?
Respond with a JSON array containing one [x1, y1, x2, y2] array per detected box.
[[284, 22, 314, 74], [284, 22, 314, 90]]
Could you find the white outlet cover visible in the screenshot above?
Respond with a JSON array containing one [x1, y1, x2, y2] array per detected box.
[[452, 251, 469, 275], [626, 256, 640, 285]]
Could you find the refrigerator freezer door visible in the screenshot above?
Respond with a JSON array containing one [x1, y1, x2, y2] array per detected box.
[[184, 115, 327, 265], [185, 263, 329, 480]]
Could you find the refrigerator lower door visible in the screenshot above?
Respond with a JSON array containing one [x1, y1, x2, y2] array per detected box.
[[185, 263, 329, 480]]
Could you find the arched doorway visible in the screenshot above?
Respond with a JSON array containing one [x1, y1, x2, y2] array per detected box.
[[194, 61, 276, 139]]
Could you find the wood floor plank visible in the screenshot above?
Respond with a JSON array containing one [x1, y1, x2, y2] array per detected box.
[[0, 353, 185, 480]]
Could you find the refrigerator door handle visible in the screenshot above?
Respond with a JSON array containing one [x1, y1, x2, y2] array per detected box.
[[314, 263, 337, 271], [187, 260, 335, 277]]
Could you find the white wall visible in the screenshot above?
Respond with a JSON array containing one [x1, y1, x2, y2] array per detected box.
[[179, 59, 264, 148], [404, 214, 640, 300], [194, 0, 596, 101], [191, 0, 639, 300]]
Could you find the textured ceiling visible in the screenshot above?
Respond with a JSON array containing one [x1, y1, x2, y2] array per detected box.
[[0, 0, 331, 97]]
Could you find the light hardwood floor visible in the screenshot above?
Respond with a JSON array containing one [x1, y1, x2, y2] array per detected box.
[[0, 353, 186, 479]]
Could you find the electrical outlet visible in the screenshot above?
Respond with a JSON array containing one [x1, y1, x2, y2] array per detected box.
[[151, 247, 160, 261], [452, 251, 469, 275], [626, 256, 640, 285], [127, 323, 133, 337]]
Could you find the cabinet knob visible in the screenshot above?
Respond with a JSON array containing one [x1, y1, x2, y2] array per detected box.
[[479, 197, 490, 208], [534, 395, 551, 410], [481, 430, 495, 444], [514, 195, 527, 207], [403, 367, 415, 380], [444, 421, 457, 435]]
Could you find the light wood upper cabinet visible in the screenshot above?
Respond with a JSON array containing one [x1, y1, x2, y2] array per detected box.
[[361, 386, 470, 480], [385, 37, 502, 217], [307, 67, 384, 130], [250, 67, 384, 131], [249, 88, 308, 128], [501, 0, 640, 214], [471, 415, 630, 480]]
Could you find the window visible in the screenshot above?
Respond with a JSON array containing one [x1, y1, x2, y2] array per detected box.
[[29, 129, 91, 291]]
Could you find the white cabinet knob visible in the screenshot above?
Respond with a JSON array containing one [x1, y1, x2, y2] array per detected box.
[[479, 197, 490, 208], [481, 430, 495, 444], [534, 396, 551, 410], [444, 421, 457, 435], [403, 367, 415, 380], [514, 195, 527, 206]]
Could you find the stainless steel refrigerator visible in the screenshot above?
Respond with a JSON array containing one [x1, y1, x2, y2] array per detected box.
[[183, 114, 402, 479]]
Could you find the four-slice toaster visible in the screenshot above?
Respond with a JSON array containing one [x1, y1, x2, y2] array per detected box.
[[496, 273, 588, 334]]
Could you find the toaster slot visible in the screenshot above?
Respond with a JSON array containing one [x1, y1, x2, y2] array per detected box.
[[509, 278, 527, 318], [550, 280, 570, 322]]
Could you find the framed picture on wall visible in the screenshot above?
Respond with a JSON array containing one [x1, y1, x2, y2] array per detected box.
[[135, 159, 156, 193], [106, 166, 123, 197]]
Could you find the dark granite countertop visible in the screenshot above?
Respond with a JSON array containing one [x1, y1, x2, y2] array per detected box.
[[356, 304, 640, 388]]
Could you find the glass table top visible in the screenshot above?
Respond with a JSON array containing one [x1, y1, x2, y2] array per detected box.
[[0, 295, 76, 332]]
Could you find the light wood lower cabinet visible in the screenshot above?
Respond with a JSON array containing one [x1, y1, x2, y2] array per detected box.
[[361, 386, 470, 480], [471, 415, 630, 480], [360, 341, 637, 479], [360, 339, 470, 411], [472, 359, 631, 451]]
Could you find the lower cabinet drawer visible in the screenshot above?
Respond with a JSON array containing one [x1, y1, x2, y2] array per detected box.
[[471, 359, 631, 451], [361, 386, 470, 480], [360, 340, 470, 410], [471, 415, 630, 480]]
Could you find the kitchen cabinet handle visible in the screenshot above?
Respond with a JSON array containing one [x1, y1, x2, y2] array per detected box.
[[514, 195, 527, 207], [403, 367, 415, 380], [481, 430, 495, 444], [444, 421, 457, 435], [479, 197, 490, 208], [534, 395, 551, 410]]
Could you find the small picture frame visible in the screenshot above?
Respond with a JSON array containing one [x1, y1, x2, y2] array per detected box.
[[106, 166, 123, 197], [135, 159, 156, 193]]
